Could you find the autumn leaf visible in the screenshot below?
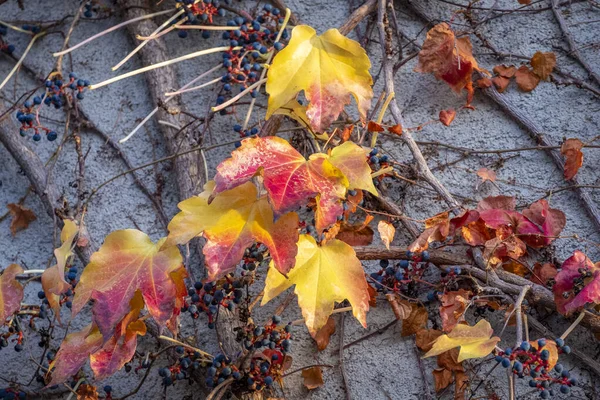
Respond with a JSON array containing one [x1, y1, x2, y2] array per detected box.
[[72, 229, 186, 339], [476, 168, 496, 183], [531, 262, 557, 286], [7, 203, 36, 236], [214, 136, 348, 232], [1, 264, 24, 323], [476, 77, 492, 88], [439, 109, 456, 126], [388, 124, 403, 135], [477, 195, 516, 211], [440, 289, 471, 332], [401, 303, 429, 336], [367, 121, 384, 132], [328, 141, 378, 196], [493, 65, 517, 79], [302, 366, 324, 389], [386, 294, 413, 320], [312, 317, 336, 351], [433, 368, 453, 392], [335, 220, 374, 246], [529, 340, 559, 370], [530, 51, 556, 80], [416, 23, 487, 102], [553, 250, 600, 315], [560, 138, 584, 180], [266, 25, 373, 132], [262, 234, 370, 335], [90, 291, 146, 380], [42, 219, 79, 321], [492, 76, 510, 93], [166, 181, 299, 279], [48, 323, 104, 386], [502, 260, 529, 277], [416, 329, 443, 352], [424, 319, 500, 362], [76, 384, 99, 400], [408, 212, 450, 253], [515, 65, 540, 92], [522, 199, 566, 245], [377, 220, 395, 250]]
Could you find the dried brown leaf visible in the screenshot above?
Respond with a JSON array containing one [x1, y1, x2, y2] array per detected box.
[[312, 317, 336, 351], [433, 368, 453, 392], [560, 138, 583, 180], [416, 329, 443, 352], [302, 366, 324, 389], [401, 303, 429, 336], [439, 109, 456, 126], [531, 51, 556, 80], [491, 76, 510, 93], [7, 203, 36, 236], [377, 220, 395, 250], [515, 65, 540, 92]]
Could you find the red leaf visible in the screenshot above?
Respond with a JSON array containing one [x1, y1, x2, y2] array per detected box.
[[388, 124, 403, 135], [1, 264, 24, 322], [409, 212, 450, 253], [522, 199, 566, 246], [560, 138, 584, 180], [553, 251, 600, 315], [531, 262, 557, 286], [439, 109, 456, 126], [367, 121, 384, 132], [477, 195, 516, 211], [439, 289, 471, 332], [214, 136, 348, 232]]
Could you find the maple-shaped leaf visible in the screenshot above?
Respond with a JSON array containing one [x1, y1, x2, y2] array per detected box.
[[327, 142, 378, 196], [48, 323, 103, 386], [522, 199, 565, 246], [424, 319, 500, 362], [165, 181, 299, 279], [477, 195, 516, 211], [1, 264, 24, 323], [214, 136, 348, 232], [408, 212, 450, 253], [560, 138, 584, 180], [41, 219, 79, 321], [90, 291, 146, 380], [415, 23, 487, 102], [262, 234, 369, 335], [72, 229, 186, 338], [266, 25, 373, 132], [7, 203, 36, 236], [553, 250, 600, 315], [478, 209, 545, 247]]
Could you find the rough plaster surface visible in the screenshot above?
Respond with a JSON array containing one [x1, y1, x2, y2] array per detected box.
[[1, 0, 599, 399]]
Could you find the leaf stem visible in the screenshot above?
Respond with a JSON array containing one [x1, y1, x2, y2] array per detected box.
[[158, 335, 213, 359], [211, 78, 266, 112], [560, 311, 585, 340], [165, 76, 222, 97], [0, 33, 44, 91]]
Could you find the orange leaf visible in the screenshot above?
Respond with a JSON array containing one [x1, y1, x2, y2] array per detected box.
[[388, 124, 403, 135], [433, 368, 453, 392], [311, 317, 336, 351], [1, 264, 24, 322], [76, 384, 99, 400], [515, 65, 540, 92], [377, 220, 395, 250], [491, 76, 511, 93], [476, 168, 496, 183], [440, 289, 471, 332], [386, 294, 413, 320], [529, 340, 559, 370], [560, 138, 583, 180], [415, 23, 487, 102], [401, 303, 429, 336], [476, 77, 492, 88], [72, 230, 186, 339], [7, 203, 36, 236], [408, 211, 450, 253], [340, 125, 354, 142], [502, 260, 529, 277], [531, 51, 556, 80], [416, 329, 443, 352], [367, 121, 384, 132], [493, 65, 517, 78], [336, 220, 374, 246], [302, 366, 324, 389], [439, 109, 456, 126]]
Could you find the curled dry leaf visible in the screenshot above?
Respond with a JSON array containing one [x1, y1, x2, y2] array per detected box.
[[408, 211, 450, 253], [515, 65, 540, 92], [491, 76, 510, 93], [377, 220, 395, 250], [424, 319, 500, 362], [266, 25, 373, 132], [415, 23, 487, 103], [433, 368, 453, 392], [263, 235, 370, 335], [560, 138, 584, 180], [530, 51, 556, 80], [312, 317, 336, 351], [302, 366, 324, 389], [386, 294, 413, 320], [367, 121, 384, 132], [0, 264, 24, 323], [439, 109, 456, 126], [335, 220, 374, 246], [476, 167, 497, 183], [416, 328, 443, 352], [388, 124, 403, 135], [76, 384, 99, 400], [553, 250, 600, 315], [493, 65, 517, 78], [401, 303, 429, 336], [439, 289, 472, 332], [531, 262, 557, 286], [476, 77, 492, 88], [7, 203, 36, 236], [502, 260, 530, 277]]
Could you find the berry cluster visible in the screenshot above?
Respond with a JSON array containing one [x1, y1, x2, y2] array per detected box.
[[241, 243, 269, 274], [175, 0, 227, 37], [368, 148, 390, 171], [158, 346, 205, 386], [83, 1, 97, 18], [15, 73, 89, 141], [370, 251, 433, 293], [0, 325, 23, 353], [205, 353, 241, 388], [234, 315, 293, 354], [0, 388, 27, 399], [21, 24, 41, 34], [0, 25, 15, 55], [233, 124, 259, 147], [183, 277, 244, 329], [214, 5, 288, 112], [495, 338, 576, 398]]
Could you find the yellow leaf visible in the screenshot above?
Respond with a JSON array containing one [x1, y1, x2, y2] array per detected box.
[[266, 25, 373, 132], [262, 234, 370, 335], [424, 319, 500, 362], [328, 142, 378, 196], [377, 220, 395, 250], [165, 181, 299, 279], [42, 219, 79, 321]]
